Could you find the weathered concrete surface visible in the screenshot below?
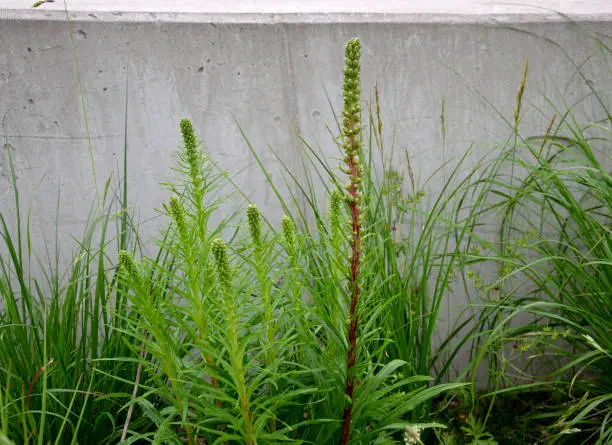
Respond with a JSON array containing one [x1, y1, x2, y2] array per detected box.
[[2, 0, 612, 21], [0, 3, 611, 328]]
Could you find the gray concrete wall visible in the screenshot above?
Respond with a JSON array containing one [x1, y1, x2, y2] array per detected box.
[[1, 2, 611, 309]]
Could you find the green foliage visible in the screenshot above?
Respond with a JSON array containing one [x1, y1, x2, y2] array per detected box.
[[0, 130, 141, 444], [460, 415, 497, 445], [455, 48, 612, 444], [435, 413, 498, 445], [3, 28, 610, 445], [114, 38, 459, 444]]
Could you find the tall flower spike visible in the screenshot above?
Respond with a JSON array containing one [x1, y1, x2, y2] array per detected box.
[[340, 37, 364, 445], [246, 204, 262, 248], [342, 38, 362, 160]]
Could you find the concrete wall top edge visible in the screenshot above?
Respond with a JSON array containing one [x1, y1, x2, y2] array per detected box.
[[2, 0, 612, 13], [2, 9, 612, 25], [2, 0, 612, 24]]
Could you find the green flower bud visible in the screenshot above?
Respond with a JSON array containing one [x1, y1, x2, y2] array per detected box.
[[246, 204, 262, 247], [168, 196, 187, 240], [330, 189, 344, 229], [180, 118, 199, 182], [118, 250, 140, 285], [211, 238, 232, 291], [281, 215, 296, 250]]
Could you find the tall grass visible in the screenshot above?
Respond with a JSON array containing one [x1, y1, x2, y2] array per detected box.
[[464, 122, 612, 444], [0, 128, 142, 443], [450, 47, 612, 444]]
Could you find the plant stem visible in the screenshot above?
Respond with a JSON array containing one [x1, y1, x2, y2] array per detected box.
[[339, 38, 363, 445], [340, 156, 362, 445], [212, 239, 256, 445]]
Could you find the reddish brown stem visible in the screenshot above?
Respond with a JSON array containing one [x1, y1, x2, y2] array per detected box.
[[25, 359, 54, 410], [340, 137, 362, 445]]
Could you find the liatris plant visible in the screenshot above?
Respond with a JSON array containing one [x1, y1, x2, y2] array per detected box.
[[117, 118, 317, 444], [339, 37, 365, 445], [115, 39, 466, 445], [240, 37, 470, 444], [211, 238, 256, 445]]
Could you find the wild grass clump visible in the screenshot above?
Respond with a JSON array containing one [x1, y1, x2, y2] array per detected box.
[[474, 129, 611, 443], [0, 135, 142, 443], [449, 58, 612, 444]]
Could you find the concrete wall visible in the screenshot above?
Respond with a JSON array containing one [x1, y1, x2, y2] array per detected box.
[[1, 2, 611, 284]]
